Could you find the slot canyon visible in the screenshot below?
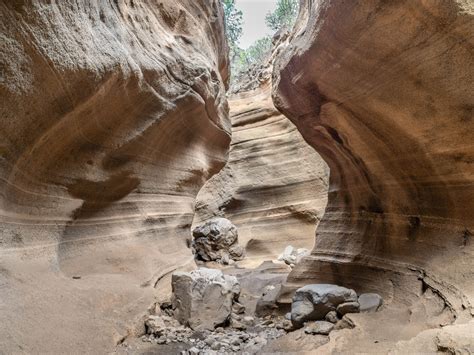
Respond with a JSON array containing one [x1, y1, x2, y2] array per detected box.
[[0, 0, 472, 354]]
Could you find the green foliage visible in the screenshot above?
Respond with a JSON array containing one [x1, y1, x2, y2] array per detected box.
[[221, 0, 243, 55], [265, 0, 299, 32], [230, 36, 272, 78], [243, 36, 272, 66], [220, 1, 275, 82]]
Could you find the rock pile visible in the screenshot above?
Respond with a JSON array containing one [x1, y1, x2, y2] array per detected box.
[[143, 273, 383, 353], [192, 218, 244, 264], [144, 314, 193, 344], [143, 312, 289, 354], [291, 284, 383, 329], [172, 268, 240, 331]]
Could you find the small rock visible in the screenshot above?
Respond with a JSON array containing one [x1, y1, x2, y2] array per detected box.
[[231, 319, 247, 330], [304, 321, 334, 335], [275, 319, 293, 331], [337, 301, 360, 316], [358, 293, 383, 312], [278, 246, 310, 265], [325, 311, 339, 323], [232, 302, 245, 314], [243, 316, 255, 324], [285, 312, 291, 320], [210, 341, 222, 350], [334, 315, 356, 330]]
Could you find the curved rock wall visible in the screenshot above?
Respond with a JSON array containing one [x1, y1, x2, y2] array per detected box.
[[194, 78, 329, 262], [273, 0, 474, 313], [0, 0, 229, 352]]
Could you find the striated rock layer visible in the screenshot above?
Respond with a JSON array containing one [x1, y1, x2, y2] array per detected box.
[[273, 0, 474, 317], [194, 76, 328, 261], [0, 0, 229, 352]]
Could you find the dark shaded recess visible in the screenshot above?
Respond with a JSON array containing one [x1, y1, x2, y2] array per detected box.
[[222, 197, 244, 213], [462, 229, 472, 247], [102, 152, 132, 170], [407, 216, 421, 241], [67, 170, 140, 220], [325, 126, 344, 145]]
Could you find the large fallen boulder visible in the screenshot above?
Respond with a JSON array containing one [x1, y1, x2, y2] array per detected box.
[[171, 268, 240, 331], [192, 217, 245, 263], [291, 284, 358, 327]]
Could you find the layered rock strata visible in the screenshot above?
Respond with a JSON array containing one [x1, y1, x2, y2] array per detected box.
[[194, 76, 329, 261], [273, 0, 474, 317], [0, 0, 229, 352]]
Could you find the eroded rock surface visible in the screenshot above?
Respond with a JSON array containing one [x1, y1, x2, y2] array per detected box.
[[272, 0, 474, 351], [0, 0, 229, 352], [273, 0, 474, 316]]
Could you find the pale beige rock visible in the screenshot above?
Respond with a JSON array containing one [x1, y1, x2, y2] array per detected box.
[[0, 0, 229, 352], [272, 0, 474, 352], [273, 0, 474, 317], [171, 268, 240, 331]]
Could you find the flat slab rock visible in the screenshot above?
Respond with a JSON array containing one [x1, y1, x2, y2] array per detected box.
[[358, 293, 383, 312], [291, 284, 357, 327], [172, 268, 240, 331], [305, 321, 334, 335]]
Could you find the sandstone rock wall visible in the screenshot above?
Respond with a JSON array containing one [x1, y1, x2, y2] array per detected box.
[[0, 0, 229, 352], [273, 0, 474, 314], [194, 77, 328, 261]]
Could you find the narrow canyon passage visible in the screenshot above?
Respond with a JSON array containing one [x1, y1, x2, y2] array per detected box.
[[193, 73, 329, 264], [0, 0, 473, 354]]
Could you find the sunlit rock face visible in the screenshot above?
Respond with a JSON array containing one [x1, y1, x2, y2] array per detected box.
[[194, 75, 329, 262], [0, 0, 229, 352], [273, 0, 474, 313]]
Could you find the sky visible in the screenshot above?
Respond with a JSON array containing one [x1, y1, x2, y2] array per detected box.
[[235, 0, 278, 49]]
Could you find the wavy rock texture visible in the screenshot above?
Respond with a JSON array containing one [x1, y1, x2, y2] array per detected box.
[[0, 0, 229, 352], [194, 77, 329, 262], [273, 0, 474, 317]]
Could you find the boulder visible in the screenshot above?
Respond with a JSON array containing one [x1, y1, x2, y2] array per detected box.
[[304, 321, 334, 335], [358, 293, 383, 313], [171, 268, 240, 331], [278, 246, 310, 265], [192, 218, 244, 263], [337, 301, 360, 316], [291, 284, 357, 327]]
